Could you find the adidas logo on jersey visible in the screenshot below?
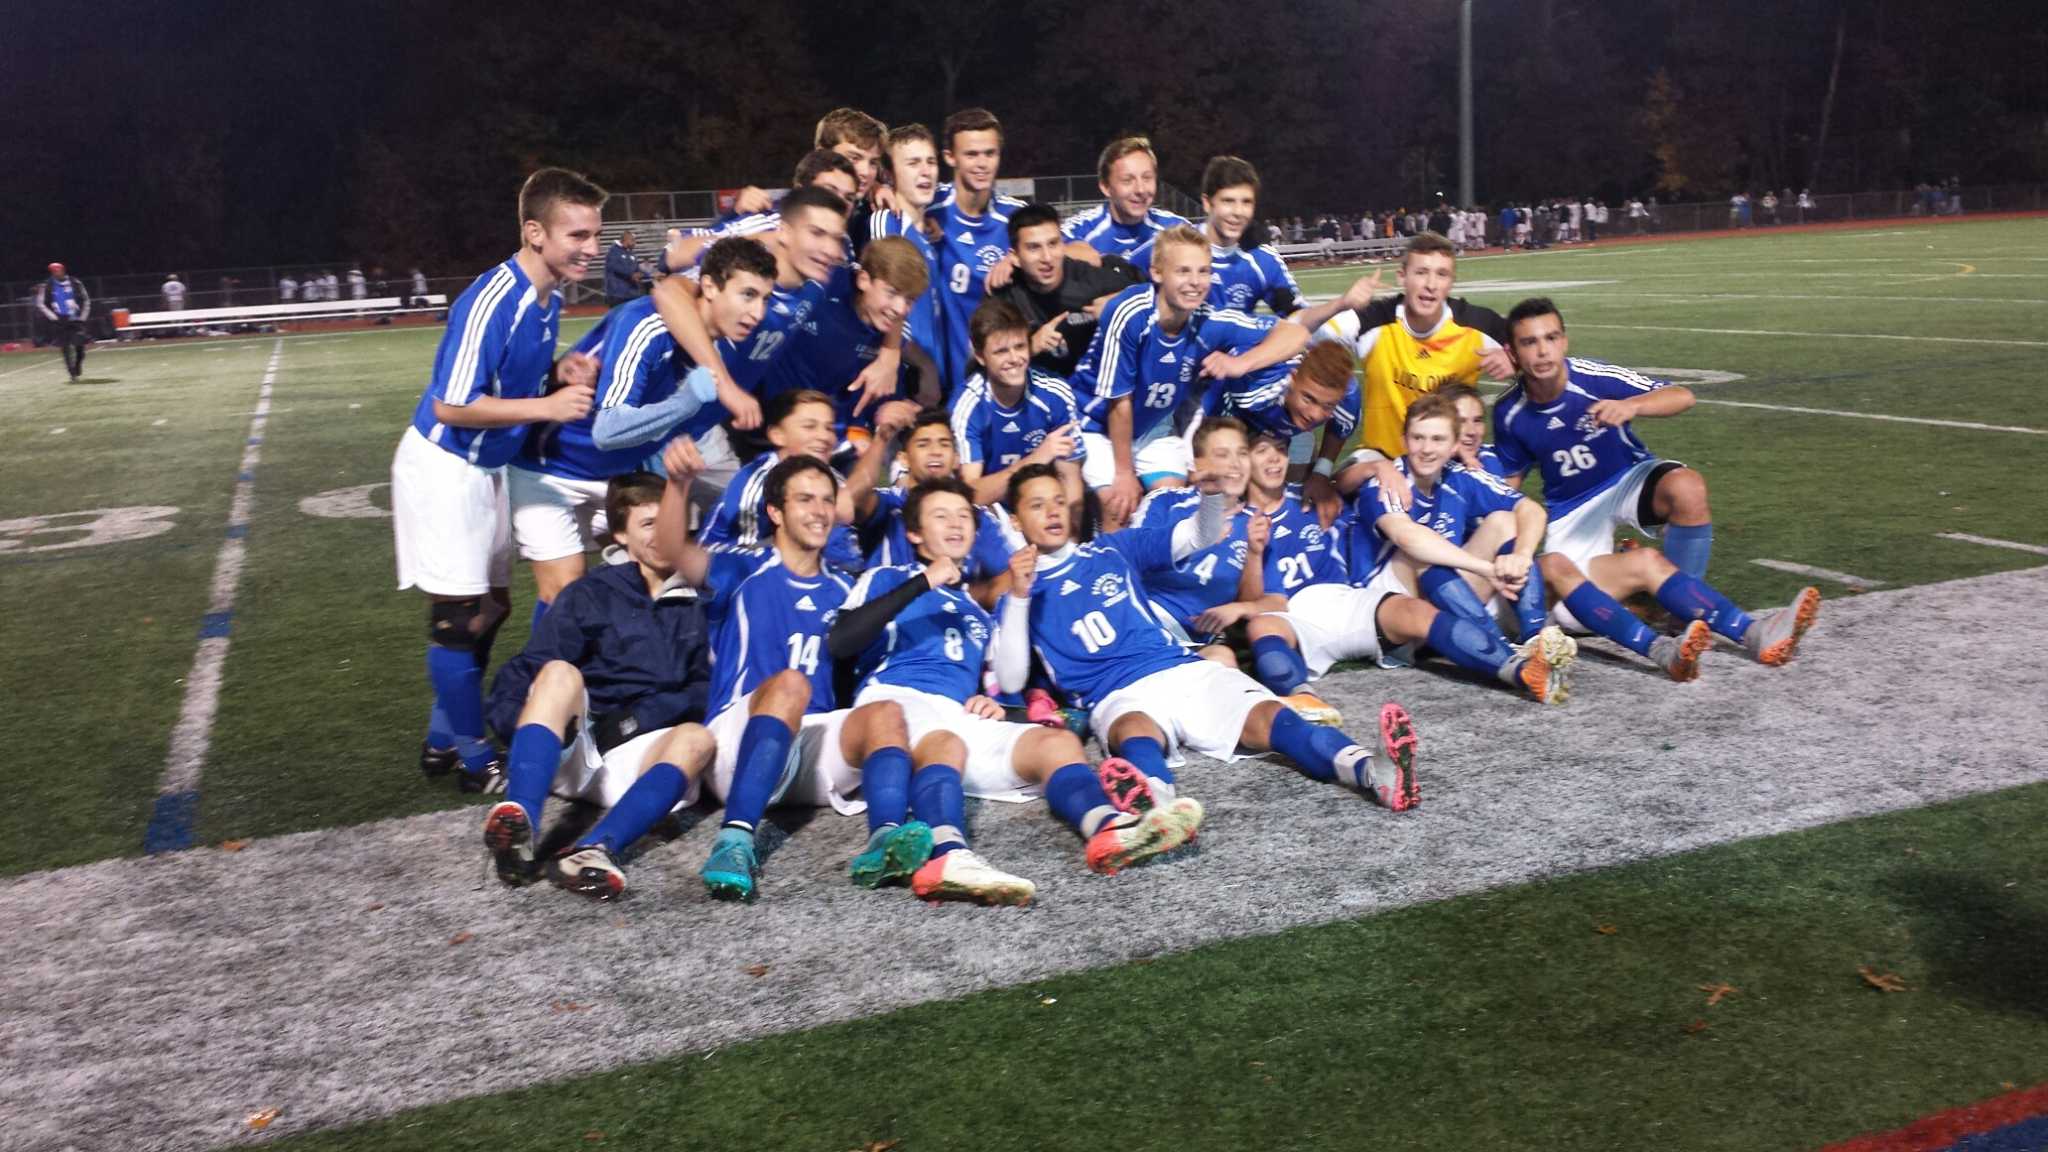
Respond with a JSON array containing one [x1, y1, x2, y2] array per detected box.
[[794, 595, 817, 612], [1160, 352, 1177, 364], [1001, 421, 1020, 433], [1546, 416, 1566, 430], [1059, 579, 1082, 596], [1271, 524, 1291, 539], [956, 232, 975, 244], [941, 599, 958, 613]]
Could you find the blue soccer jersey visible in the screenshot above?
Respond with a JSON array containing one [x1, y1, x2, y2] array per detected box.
[[1129, 489, 1254, 635], [1354, 459, 1525, 580], [931, 190, 1029, 398], [1023, 529, 1199, 709], [408, 258, 561, 468], [704, 548, 849, 718], [842, 564, 995, 702], [1492, 358, 1669, 517], [515, 296, 702, 481], [867, 209, 946, 382], [758, 264, 892, 437], [1469, 444, 1509, 478], [1255, 486, 1338, 596], [859, 488, 1018, 581], [1074, 286, 1277, 442], [697, 451, 865, 574], [949, 368, 1088, 472], [1209, 243, 1306, 316], [721, 278, 828, 395], [1062, 204, 1191, 264], [1203, 369, 1359, 447]]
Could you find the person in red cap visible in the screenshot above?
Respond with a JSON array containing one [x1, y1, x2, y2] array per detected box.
[[35, 262, 92, 380]]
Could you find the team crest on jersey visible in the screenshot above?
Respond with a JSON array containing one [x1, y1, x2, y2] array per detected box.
[[1091, 572, 1127, 603], [976, 244, 1006, 270], [1573, 413, 1610, 439], [1229, 540, 1249, 567]]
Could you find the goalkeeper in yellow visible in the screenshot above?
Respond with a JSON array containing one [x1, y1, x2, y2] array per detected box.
[[1201, 232, 1512, 523]]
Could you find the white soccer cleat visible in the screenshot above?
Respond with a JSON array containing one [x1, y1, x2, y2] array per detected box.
[[910, 849, 1036, 905]]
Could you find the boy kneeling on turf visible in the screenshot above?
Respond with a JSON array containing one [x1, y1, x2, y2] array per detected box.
[[480, 472, 718, 898]]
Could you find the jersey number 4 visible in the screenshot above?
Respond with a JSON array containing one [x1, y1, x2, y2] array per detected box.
[[1551, 444, 1598, 477]]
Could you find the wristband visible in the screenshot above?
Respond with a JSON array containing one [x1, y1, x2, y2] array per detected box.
[[1311, 457, 1336, 478]]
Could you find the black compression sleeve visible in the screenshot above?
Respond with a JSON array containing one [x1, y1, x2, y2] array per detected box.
[[825, 572, 932, 663]]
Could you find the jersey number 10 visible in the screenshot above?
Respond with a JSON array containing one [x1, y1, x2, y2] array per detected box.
[[1069, 610, 1118, 653]]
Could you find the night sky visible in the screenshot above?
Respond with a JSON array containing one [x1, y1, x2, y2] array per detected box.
[[3, 0, 2041, 277]]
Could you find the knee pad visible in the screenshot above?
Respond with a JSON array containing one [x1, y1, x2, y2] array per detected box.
[[428, 598, 484, 650]]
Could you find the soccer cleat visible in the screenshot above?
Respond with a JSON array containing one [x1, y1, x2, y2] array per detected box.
[[1650, 619, 1712, 682], [419, 741, 458, 778], [1365, 702, 1421, 812], [1513, 626, 1576, 705], [1282, 692, 1343, 725], [481, 801, 535, 887], [1518, 624, 1579, 672], [1024, 688, 1063, 728], [1096, 756, 1157, 816], [848, 821, 934, 890], [457, 755, 507, 795], [701, 826, 759, 902], [910, 849, 1036, 906], [1083, 799, 1204, 875], [547, 844, 625, 901], [1746, 586, 1822, 666]]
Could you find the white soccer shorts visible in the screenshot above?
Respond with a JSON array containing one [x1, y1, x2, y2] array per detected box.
[[1542, 457, 1672, 632], [1089, 659, 1276, 765], [391, 425, 511, 596], [554, 715, 679, 810], [705, 697, 863, 815], [1266, 569, 1409, 679], [507, 466, 611, 563], [1080, 425, 1192, 491], [853, 682, 1038, 801]]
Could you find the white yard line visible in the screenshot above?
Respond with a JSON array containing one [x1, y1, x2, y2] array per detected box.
[[1750, 559, 1885, 590], [1935, 532, 2048, 557], [1689, 398, 2048, 436], [1571, 322, 2048, 348], [143, 339, 284, 855]]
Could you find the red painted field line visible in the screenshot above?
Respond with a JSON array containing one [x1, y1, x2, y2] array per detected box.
[[1818, 1082, 2048, 1152]]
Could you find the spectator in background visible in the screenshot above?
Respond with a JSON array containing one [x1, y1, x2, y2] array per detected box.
[[1796, 189, 1814, 222], [161, 273, 187, 311], [348, 265, 368, 299], [279, 272, 298, 302], [1581, 198, 1597, 242], [323, 270, 340, 300], [411, 267, 429, 305], [605, 230, 644, 307], [1760, 191, 1778, 225], [35, 262, 91, 379]]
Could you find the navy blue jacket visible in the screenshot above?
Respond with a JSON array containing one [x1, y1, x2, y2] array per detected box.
[[487, 560, 712, 743]]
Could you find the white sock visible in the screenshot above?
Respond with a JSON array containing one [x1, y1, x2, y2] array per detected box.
[[1147, 776, 1176, 803], [1332, 745, 1373, 790]]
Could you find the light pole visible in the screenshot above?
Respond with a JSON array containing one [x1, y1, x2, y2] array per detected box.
[[1459, 0, 1474, 207]]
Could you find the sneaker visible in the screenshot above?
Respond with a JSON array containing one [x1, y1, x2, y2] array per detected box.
[[1355, 702, 1420, 812], [1083, 799, 1204, 875], [1282, 692, 1343, 725], [848, 821, 934, 890], [481, 801, 535, 887], [1518, 624, 1579, 671], [1650, 619, 1712, 682], [457, 755, 507, 795], [1096, 756, 1157, 816], [701, 826, 759, 902], [910, 849, 1036, 905], [1745, 586, 1821, 666], [419, 741, 458, 778], [547, 844, 625, 901]]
